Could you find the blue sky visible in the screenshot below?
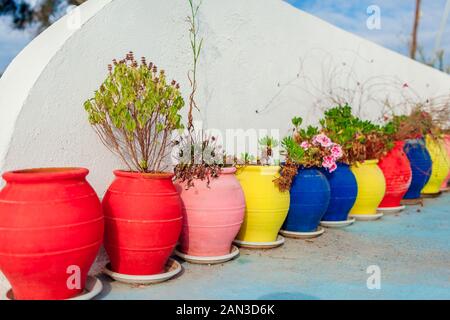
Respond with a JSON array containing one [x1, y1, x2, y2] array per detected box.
[[286, 0, 450, 65], [1, 1, 449, 73]]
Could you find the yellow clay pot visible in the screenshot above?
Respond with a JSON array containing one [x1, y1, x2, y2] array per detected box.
[[422, 135, 450, 195], [349, 160, 386, 215], [235, 166, 290, 242]]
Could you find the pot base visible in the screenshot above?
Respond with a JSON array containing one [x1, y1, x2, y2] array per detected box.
[[5, 276, 103, 300], [174, 245, 240, 265], [279, 227, 325, 239], [377, 206, 406, 214], [349, 213, 383, 221], [233, 235, 285, 249], [401, 198, 423, 206], [103, 258, 182, 285], [421, 191, 442, 198], [441, 186, 450, 192], [320, 218, 355, 228]]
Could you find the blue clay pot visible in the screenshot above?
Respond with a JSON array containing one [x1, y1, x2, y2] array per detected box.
[[283, 168, 330, 232], [403, 138, 432, 199], [321, 163, 358, 222]]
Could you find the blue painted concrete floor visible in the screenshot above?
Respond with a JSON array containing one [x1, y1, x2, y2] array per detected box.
[[98, 194, 450, 300]]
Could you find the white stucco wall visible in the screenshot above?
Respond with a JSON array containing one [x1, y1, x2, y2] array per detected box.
[[0, 0, 449, 296]]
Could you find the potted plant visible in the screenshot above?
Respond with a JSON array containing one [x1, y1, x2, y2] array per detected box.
[[316, 105, 360, 227], [0, 168, 103, 300], [374, 115, 413, 213], [392, 109, 446, 202], [234, 136, 290, 249], [173, 0, 245, 264], [84, 53, 184, 283], [275, 117, 343, 237], [321, 106, 389, 220]]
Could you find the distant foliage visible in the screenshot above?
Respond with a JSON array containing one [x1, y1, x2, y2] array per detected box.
[[0, 0, 86, 32]]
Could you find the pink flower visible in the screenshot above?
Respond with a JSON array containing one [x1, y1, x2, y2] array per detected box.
[[322, 156, 335, 169], [330, 144, 343, 160], [300, 141, 311, 150], [313, 133, 332, 148], [328, 162, 337, 173]]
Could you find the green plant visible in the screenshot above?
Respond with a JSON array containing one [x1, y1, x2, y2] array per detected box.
[[320, 104, 392, 163], [281, 136, 304, 163], [275, 117, 344, 192], [84, 52, 185, 173], [259, 136, 279, 157], [239, 152, 256, 165]]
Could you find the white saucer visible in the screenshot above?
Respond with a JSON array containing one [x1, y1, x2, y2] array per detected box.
[[103, 258, 182, 285], [440, 187, 449, 192], [279, 227, 325, 239], [5, 276, 103, 300], [320, 218, 355, 228], [233, 235, 285, 249], [349, 213, 384, 221], [377, 206, 405, 214], [174, 245, 240, 264]]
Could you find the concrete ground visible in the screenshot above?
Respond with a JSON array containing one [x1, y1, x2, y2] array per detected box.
[[98, 194, 450, 300]]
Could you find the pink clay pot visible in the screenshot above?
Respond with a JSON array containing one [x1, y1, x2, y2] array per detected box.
[[442, 134, 450, 189], [176, 167, 245, 257]]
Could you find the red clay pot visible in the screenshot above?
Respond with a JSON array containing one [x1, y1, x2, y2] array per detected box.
[[103, 171, 182, 275], [176, 167, 245, 257], [0, 168, 103, 300], [378, 141, 412, 208]]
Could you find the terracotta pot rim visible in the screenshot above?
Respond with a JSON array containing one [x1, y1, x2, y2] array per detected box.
[[113, 170, 174, 179], [2, 167, 89, 183]]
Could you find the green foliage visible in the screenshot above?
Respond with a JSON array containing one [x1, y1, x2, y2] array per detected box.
[[259, 136, 279, 149], [319, 104, 359, 147], [84, 52, 185, 173], [320, 104, 392, 163], [240, 152, 256, 165], [281, 136, 305, 163]]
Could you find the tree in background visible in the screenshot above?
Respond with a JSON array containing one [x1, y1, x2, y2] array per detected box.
[[409, 0, 422, 60], [0, 0, 85, 32]]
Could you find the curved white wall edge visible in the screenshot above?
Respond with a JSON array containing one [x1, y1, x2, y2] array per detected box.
[[0, 0, 113, 170]]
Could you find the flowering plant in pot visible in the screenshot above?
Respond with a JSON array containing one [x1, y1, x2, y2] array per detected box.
[[407, 111, 450, 196], [313, 105, 360, 226], [84, 52, 184, 282], [321, 105, 390, 220], [234, 136, 290, 249], [172, 0, 245, 264], [274, 117, 342, 237], [387, 108, 448, 201]]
